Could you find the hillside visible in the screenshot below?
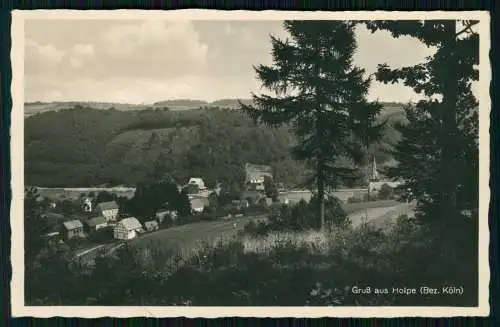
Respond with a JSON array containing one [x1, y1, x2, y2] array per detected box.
[[24, 103, 405, 188]]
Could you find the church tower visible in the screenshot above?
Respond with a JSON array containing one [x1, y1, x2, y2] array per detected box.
[[370, 155, 379, 182]]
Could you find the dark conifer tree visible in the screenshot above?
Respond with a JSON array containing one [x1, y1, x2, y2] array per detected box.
[[242, 20, 384, 230], [366, 20, 479, 294], [366, 20, 479, 228]]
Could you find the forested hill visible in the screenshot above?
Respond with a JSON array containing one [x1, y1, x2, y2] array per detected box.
[[25, 104, 405, 188]]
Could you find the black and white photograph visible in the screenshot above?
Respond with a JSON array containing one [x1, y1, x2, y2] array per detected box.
[[10, 10, 490, 317]]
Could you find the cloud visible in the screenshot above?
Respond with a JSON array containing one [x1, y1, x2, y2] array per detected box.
[[69, 57, 83, 68], [72, 43, 95, 57], [24, 20, 478, 104], [94, 20, 209, 78], [25, 39, 67, 73]]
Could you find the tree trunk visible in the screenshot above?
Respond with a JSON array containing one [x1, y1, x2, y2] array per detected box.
[[440, 20, 459, 219]]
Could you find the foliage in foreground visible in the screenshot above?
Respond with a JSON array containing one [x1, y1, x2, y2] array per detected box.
[[26, 214, 477, 307], [244, 195, 349, 236]]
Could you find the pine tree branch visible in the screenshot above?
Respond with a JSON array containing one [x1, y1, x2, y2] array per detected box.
[[455, 21, 479, 38]]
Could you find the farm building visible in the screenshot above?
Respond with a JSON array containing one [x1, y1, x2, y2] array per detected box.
[[190, 197, 209, 213], [188, 177, 207, 190], [113, 217, 144, 240], [95, 201, 119, 222], [245, 163, 273, 184], [144, 220, 159, 232], [62, 219, 85, 240], [85, 216, 107, 232]]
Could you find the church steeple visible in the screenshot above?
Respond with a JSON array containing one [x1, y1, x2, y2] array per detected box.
[[370, 155, 379, 181]]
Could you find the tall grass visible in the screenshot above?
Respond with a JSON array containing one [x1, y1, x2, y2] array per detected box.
[[242, 230, 331, 255]]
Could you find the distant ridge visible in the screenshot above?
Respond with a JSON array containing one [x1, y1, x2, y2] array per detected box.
[[24, 98, 405, 118]]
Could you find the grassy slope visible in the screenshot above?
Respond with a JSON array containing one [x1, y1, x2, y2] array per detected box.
[[127, 200, 400, 256], [129, 216, 263, 256]]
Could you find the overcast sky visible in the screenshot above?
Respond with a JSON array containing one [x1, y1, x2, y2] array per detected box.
[[24, 19, 438, 104]]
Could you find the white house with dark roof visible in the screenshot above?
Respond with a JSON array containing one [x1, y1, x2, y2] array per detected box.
[[62, 219, 85, 240], [113, 217, 143, 240], [245, 163, 273, 184], [188, 177, 206, 190], [95, 201, 119, 222]]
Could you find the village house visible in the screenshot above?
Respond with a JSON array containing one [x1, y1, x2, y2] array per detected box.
[[190, 197, 210, 214], [113, 217, 143, 240], [95, 201, 119, 222], [62, 219, 85, 240], [188, 177, 207, 190], [85, 216, 107, 232], [144, 220, 159, 232], [245, 163, 273, 191]]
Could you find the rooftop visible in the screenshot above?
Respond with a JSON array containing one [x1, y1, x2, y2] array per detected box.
[[117, 217, 142, 231], [245, 163, 272, 173], [63, 219, 83, 230], [96, 201, 119, 211], [86, 216, 107, 227]]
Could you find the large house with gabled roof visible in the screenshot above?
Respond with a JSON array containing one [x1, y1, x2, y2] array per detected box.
[[113, 217, 143, 240], [95, 201, 119, 222]]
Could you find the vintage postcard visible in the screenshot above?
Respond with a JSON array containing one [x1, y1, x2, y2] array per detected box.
[[10, 10, 490, 317]]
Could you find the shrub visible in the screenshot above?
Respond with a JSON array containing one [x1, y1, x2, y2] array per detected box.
[[378, 183, 393, 200], [243, 204, 269, 215], [242, 195, 349, 235]]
